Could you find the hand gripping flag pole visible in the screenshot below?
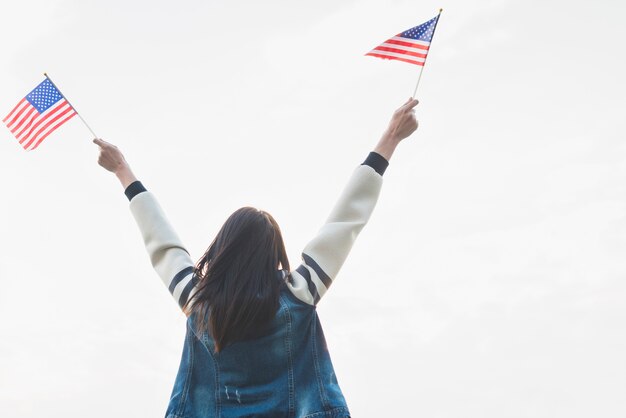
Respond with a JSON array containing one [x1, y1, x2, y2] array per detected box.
[[365, 9, 443, 98], [44, 73, 98, 138]]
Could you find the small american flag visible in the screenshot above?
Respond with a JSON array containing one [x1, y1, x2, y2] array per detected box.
[[366, 14, 440, 66], [2, 78, 77, 151]]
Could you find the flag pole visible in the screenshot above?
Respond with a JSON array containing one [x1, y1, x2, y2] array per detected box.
[[43, 73, 98, 138], [412, 8, 443, 98], [411, 67, 425, 99]]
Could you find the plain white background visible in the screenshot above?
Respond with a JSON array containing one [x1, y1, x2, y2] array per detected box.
[[1, 0, 625, 416]]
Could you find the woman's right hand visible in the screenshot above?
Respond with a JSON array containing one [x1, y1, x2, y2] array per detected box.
[[93, 138, 138, 189], [384, 97, 419, 142], [374, 98, 419, 161]]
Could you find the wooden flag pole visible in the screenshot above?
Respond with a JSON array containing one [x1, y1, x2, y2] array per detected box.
[[43, 73, 99, 138], [412, 8, 443, 98], [411, 67, 426, 99]]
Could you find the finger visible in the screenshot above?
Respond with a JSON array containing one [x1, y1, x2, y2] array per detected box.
[[403, 98, 419, 111], [93, 138, 106, 147]]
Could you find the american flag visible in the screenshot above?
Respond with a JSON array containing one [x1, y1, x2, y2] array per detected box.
[[2, 78, 76, 151], [366, 14, 440, 66]]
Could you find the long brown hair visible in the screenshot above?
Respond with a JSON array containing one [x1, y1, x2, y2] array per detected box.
[[182, 207, 290, 352]]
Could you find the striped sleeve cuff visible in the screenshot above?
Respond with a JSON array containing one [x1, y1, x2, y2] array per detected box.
[[361, 152, 389, 176], [124, 181, 147, 201]]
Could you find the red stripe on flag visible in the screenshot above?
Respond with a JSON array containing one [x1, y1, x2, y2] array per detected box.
[[29, 112, 76, 151], [22, 104, 75, 149], [18, 101, 69, 144], [2, 98, 26, 123], [386, 39, 430, 50], [15, 110, 39, 139], [11, 106, 37, 133], [4, 99, 30, 128], [365, 52, 425, 66], [373, 45, 427, 59]]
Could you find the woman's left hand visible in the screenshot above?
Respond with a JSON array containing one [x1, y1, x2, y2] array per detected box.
[[93, 138, 129, 173], [94, 138, 138, 188]]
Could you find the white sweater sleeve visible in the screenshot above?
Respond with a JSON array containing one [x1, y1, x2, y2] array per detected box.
[[128, 190, 197, 312], [287, 155, 386, 305]]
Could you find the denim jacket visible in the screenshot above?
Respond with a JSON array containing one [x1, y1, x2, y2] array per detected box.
[[165, 277, 351, 418], [126, 152, 389, 417]]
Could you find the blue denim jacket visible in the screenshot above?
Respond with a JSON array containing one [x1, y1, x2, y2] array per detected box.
[[126, 153, 388, 418], [165, 274, 350, 418]]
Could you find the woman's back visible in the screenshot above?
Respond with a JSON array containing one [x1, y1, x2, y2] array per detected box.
[[167, 280, 348, 418]]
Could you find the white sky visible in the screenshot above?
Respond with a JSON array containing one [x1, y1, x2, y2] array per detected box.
[[1, 0, 625, 417]]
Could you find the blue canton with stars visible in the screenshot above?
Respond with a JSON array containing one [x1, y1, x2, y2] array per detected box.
[[399, 15, 439, 42], [26, 79, 63, 113]]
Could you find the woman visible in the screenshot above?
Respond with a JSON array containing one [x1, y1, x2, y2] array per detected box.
[[94, 97, 419, 418]]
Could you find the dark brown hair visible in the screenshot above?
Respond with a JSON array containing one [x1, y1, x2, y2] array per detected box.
[[182, 207, 290, 352]]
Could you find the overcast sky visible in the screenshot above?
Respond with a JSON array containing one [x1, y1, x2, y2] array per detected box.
[[1, 0, 625, 417]]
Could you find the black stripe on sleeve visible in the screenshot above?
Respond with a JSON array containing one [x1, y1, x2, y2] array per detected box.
[[178, 274, 198, 308], [361, 152, 389, 176], [302, 253, 332, 289], [124, 181, 147, 201], [168, 266, 194, 294], [296, 264, 320, 304]]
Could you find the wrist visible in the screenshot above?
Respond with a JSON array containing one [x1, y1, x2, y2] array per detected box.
[[115, 165, 137, 189], [381, 129, 401, 144], [374, 134, 400, 161]]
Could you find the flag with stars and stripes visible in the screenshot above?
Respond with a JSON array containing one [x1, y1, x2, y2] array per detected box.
[[2, 78, 76, 151], [366, 14, 440, 66]]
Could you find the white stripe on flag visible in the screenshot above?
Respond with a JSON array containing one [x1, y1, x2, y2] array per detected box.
[[18, 101, 71, 145], [390, 36, 431, 48], [379, 42, 429, 55], [369, 50, 426, 64], [27, 111, 76, 151], [14, 106, 39, 138], [3, 100, 31, 129], [22, 102, 75, 150]]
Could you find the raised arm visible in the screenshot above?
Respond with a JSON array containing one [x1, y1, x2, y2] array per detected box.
[[287, 98, 419, 305], [94, 139, 196, 315]]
